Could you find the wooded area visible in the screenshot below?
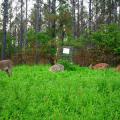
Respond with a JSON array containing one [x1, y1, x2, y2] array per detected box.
[[1, 1, 120, 119], [0, 0, 120, 65]]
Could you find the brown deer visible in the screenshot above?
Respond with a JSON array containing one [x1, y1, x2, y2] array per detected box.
[[0, 60, 13, 77], [116, 65, 120, 72], [89, 63, 109, 70]]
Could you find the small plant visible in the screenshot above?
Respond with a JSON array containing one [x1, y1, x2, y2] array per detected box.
[[57, 59, 78, 71]]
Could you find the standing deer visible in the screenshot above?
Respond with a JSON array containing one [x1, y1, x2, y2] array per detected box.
[[0, 60, 13, 77]]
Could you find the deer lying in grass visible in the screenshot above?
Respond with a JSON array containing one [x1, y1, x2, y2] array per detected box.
[[0, 60, 13, 77], [89, 63, 109, 70]]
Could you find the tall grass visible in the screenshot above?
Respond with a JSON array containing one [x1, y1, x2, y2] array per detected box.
[[0, 65, 120, 120]]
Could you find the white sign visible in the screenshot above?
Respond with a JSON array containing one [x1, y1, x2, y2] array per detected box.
[[63, 48, 70, 54]]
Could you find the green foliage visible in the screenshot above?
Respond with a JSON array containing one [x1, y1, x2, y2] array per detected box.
[[27, 28, 52, 44], [58, 59, 79, 71], [91, 24, 120, 54], [27, 28, 36, 42], [0, 30, 15, 56], [36, 32, 51, 44], [48, 46, 57, 56], [0, 65, 120, 119], [63, 36, 86, 48], [27, 28, 57, 56]]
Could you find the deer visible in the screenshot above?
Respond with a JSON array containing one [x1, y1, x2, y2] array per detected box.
[[89, 63, 109, 70], [0, 60, 13, 77], [116, 65, 120, 72]]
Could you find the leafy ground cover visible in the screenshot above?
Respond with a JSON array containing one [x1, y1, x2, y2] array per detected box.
[[0, 65, 120, 120]]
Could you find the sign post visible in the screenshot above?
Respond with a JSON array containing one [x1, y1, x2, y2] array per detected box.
[[62, 46, 73, 62]]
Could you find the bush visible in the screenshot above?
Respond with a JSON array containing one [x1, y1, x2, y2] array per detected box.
[[63, 36, 86, 48], [57, 59, 78, 71], [91, 24, 120, 54]]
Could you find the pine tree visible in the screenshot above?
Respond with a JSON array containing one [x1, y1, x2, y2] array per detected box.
[[35, 0, 42, 64], [20, 0, 24, 48], [8, 0, 13, 57], [71, 0, 76, 38], [89, 0, 92, 33], [1, 0, 9, 59]]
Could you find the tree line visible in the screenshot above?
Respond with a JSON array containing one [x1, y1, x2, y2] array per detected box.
[[0, 0, 120, 64]]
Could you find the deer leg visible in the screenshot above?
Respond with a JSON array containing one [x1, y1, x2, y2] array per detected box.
[[5, 69, 11, 77], [8, 68, 12, 77]]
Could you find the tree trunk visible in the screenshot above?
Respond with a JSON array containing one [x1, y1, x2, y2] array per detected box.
[[89, 0, 92, 33], [72, 0, 76, 38], [9, 7, 12, 58], [25, 0, 28, 47], [119, 5, 120, 25], [20, 0, 23, 49], [80, 0, 84, 34], [113, 0, 117, 23], [1, 0, 9, 60], [77, 0, 80, 38], [48, 0, 51, 29], [35, 0, 42, 64], [51, 0, 56, 38]]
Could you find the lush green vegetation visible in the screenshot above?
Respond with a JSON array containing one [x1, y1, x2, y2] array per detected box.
[[0, 65, 120, 120], [91, 24, 120, 54]]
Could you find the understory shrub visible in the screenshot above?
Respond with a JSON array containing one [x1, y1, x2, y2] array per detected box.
[[58, 59, 79, 71], [91, 24, 120, 54]]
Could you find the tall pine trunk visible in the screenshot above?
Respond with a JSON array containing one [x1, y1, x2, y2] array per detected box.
[[25, 0, 28, 47], [35, 0, 41, 64], [51, 0, 56, 38], [89, 0, 92, 33], [77, 0, 80, 38], [48, 0, 51, 30], [20, 0, 23, 49], [1, 0, 9, 60], [72, 0, 76, 38], [80, 0, 84, 34]]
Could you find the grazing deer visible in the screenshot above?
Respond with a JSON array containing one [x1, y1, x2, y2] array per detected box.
[[116, 65, 120, 72], [0, 60, 13, 77], [89, 63, 109, 70]]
